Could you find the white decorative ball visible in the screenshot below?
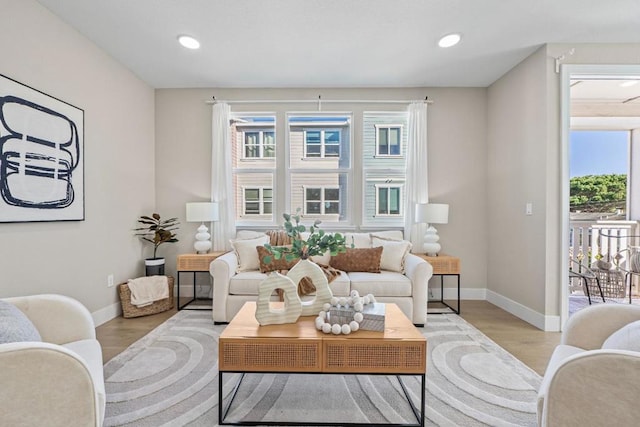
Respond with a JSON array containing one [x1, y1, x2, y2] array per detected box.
[[341, 324, 351, 335], [319, 311, 327, 320], [367, 294, 376, 303], [330, 297, 339, 306], [315, 317, 324, 330], [350, 290, 360, 298], [322, 323, 332, 334], [338, 297, 347, 306], [363, 296, 370, 305], [323, 303, 331, 312], [354, 312, 364, 322], [331, 324, 342, 335], [346, 297, 353, 306], [350, 321, 359, 332], [344, 303, 350, 309], [354, 302, 364, 312]]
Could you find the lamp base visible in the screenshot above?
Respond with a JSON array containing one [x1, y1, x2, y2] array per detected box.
[[194, 223, 212, 254], [423, 225, 441, 256]]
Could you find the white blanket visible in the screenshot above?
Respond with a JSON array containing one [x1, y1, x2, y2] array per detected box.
[[128, 276, 169, 307]]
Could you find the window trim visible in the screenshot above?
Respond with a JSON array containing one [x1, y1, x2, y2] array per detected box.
[[374, 124, 403, 157], [374, 183, 403, 216], [242, 129, 275, 159], [303, 128, 342, 159], [242, 186, 273, 216]]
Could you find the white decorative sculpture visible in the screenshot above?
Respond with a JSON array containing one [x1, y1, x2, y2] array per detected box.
[[286, 259, 333, 316], [255, 273, 302, 325]]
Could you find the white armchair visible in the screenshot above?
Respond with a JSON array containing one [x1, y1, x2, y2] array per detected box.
[[0, 294, 105, 427], [537, 304, 640, 427]]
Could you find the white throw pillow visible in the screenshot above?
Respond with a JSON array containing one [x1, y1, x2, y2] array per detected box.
[[344, 232, 372, 248], [372, 237, 412, 273], [230, 235, 270, 272], [602, 319, 640, 352]]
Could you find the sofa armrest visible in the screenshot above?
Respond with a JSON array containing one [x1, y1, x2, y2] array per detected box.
[[211, 251, 239, 323], [562, 304, 640, 350], [4, 294, 96, 345], [404, 253, 432, 325], [0, 342, 101, 426], [538, 349, 640, 427]]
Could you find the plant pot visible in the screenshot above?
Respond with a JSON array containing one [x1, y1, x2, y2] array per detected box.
[[145, 258, 165, 276]]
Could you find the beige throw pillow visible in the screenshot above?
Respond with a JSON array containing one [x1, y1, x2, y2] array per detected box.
[[602, 320, 640, 352], [230, 235, 270, 272], [372, 237, 412, 273]]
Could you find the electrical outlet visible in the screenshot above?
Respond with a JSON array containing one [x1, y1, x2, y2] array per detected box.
[[107, 274, 115, 287], [525, 202, 533, 216]]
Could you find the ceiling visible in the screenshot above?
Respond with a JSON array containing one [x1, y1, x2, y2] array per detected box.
[[35, 0, 640, 89], [571, 78, 640, 129]]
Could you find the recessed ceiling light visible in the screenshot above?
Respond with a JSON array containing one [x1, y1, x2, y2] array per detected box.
[[620, 80, 638, 88], [177, 35, 200, 50], [438, 33, 461, 48]]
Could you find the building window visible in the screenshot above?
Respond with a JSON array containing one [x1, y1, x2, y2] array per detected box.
[[376, 185, 402, 215], [304, 129, 341, 158], [304, 187, 340, 215], [243, 187, 273, 215], [375, 125, 402, 156], [243, 130, 275, 158]]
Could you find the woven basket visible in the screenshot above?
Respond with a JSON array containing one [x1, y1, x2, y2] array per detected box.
[[118, 276, 174, 318]]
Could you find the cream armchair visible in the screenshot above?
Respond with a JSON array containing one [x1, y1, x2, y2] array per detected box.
[[537, 304, 640, 427], [0, 294, 105, 427]]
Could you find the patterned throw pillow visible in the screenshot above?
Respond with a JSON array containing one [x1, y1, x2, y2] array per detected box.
[[330, 247, 383, 273], [0, 300, 42, 344], [256, 246, 299, 273]]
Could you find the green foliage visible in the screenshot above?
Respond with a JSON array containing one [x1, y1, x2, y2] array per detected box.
[[264, 208, 351, 262], [570, 174, 627, 213], [133, 213, 179, 258]]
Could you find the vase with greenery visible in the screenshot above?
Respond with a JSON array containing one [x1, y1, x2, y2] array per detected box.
[[134, 213, 179, 276], [263, 208, 349, 263]]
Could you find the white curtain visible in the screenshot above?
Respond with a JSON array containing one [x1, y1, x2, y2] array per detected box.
[[211, 102, 235, 251], [404, 102, 429, 251]]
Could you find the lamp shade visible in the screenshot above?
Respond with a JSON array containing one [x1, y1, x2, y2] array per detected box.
[[415, 203, 449, 224], [186, 202, 219, 222]]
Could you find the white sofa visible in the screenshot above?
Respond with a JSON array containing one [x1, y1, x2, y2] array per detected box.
[[211, 231, 433, 325], [0, 294, 105, 427], [537, 304, 640, 427]]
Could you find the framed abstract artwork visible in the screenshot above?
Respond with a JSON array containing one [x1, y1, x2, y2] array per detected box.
[[0, 74, 84, 222]]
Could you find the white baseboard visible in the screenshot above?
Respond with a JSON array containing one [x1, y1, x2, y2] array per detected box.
[[92, 301, 122, 327], [486, 290, 560, 332]]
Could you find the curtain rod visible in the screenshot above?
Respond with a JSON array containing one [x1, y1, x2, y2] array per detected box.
[[205, 96, 433, 105]]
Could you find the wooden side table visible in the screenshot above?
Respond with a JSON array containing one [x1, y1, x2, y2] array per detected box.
[[418, 253, 461, 314], [177, 252, 226, 310]]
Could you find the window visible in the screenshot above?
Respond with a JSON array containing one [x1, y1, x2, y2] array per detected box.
[[304, 129, 341, 158], [243, 187, 273, 215], [244, 130, 275, 158], [304, 187, 340, 215], [376, 125, 402, 156], [376, 185, 402, 215]]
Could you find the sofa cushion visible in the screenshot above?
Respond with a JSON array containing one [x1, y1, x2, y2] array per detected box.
[[231, 235, 270, 272], [602, 320, 640, 352], [229, 271, 270, 295], [372, 237, 412, 273], [256, 245, 299, 273], [343, 232, 373, 248], [330, 247, 383, 272], [348, 271, 413, 297], [0, 301, 42, 344]]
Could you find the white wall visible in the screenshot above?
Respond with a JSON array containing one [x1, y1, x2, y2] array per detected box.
[[155, 87, 489, 297], [0, 0, 156, 322]]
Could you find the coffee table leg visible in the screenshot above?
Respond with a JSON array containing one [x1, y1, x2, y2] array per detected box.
[[397, 374, 425, 427], [219, 372, 246, 425]]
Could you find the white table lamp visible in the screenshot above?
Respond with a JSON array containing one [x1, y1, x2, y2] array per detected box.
[[186, 202, 219, 254], [415, 203, 449, 256]]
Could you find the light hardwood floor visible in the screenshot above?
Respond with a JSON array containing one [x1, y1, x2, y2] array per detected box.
[[96, 299, 561, 376]]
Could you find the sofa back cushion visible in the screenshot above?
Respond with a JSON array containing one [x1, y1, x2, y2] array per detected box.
[[0, 300, 42, 344], [330, 247, 383, 273]]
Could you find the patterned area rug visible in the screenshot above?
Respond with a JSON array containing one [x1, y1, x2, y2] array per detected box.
[[103, 311, 541, 426]]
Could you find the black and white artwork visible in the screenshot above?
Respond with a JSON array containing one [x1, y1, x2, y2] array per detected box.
[[0, 74, 84, 222]]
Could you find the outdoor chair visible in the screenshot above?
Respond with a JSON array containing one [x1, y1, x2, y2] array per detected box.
[[568, 259, 605, 304]]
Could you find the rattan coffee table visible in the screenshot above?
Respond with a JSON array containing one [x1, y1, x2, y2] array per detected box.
[[218, 302, 427, 426]]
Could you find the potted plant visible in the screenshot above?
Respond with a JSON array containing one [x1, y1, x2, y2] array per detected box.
[[134, 213, 179, 276], [263, 208, 349, 263]]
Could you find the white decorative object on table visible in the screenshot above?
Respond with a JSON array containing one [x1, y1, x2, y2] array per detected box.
[[315, 291, 382, 334], [286, 258, 333, 316], [255, 273, 302, 325], [415, 203, 449, 256]]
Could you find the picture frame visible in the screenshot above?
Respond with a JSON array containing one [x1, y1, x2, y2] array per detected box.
[[0, 74, 84, 222]]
